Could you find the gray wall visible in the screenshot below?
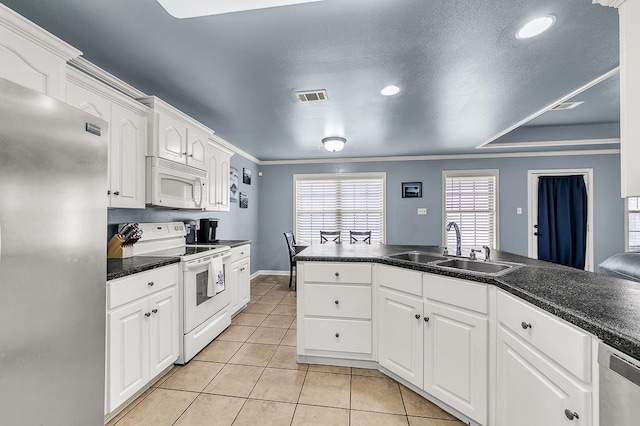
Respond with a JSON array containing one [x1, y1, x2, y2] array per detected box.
[[108, 155, 261, 273], [257, 154, 624, 272]]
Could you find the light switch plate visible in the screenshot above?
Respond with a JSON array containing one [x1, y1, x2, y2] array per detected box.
[[517, 207, 523, 215], [417, 208, 427, 215]]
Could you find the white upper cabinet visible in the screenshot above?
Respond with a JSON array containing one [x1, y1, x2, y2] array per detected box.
[[66, 68, 148, 208], [0, 4, 80, 100], [595, 0, 640, 196], [138, 96, 213, 171], [205, 138, 234, 211]]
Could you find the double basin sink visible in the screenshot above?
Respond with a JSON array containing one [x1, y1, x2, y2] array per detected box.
[[386, 251, 520, 276]]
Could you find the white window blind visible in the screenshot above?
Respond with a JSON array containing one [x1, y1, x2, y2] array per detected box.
[[443, 170, 498, 249], [294, 173, 385, 244], [628, 197, 640, 251]]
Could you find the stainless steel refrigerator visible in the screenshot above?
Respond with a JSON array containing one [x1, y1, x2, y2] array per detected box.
[[0, 77, 108, 425]]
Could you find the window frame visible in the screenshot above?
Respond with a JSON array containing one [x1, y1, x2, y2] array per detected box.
[[441, 169, 500, 250], [625, 196, 640, 251], [292, 172, 387, 244]]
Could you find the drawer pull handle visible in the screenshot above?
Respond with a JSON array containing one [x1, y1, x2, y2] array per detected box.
[[335, 300, 339, 305], [415, 314, 421, 320], [148, 281, 155, 287], [424, 317, 430, 322], [144, 312, 151, 317], [113, 191, 120, 196], [564, 409, 579, 420], [334, 272, 339, 277], [335, 332, 340, 338], [521, 322, 532, 330], [152, 309, 158, 314]]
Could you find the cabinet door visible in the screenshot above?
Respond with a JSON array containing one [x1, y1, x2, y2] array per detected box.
[[110, 103, 146, 208], [148, 287, 179, 379], [496, 327, 591, 426], [238, 257, 251, 307], [217, 154, 230, 211], [378, 287, 423, 388], [107, 298, 149, 412], [205, 144, 220, 211], [424, 301, 488, 425], [156, 113, 186, 163], [66, 80, 113, 204], [186, 128, 207, 171], [228, 259, 241, 315]]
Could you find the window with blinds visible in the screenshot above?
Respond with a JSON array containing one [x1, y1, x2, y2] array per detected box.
[[628, 197, 640, 251], [294, 173, 385, 244], [443, 170, 498, 249]]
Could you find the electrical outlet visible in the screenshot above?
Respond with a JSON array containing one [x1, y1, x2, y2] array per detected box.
[[517, 207, 523, 215], [417, 208, 427, 215]]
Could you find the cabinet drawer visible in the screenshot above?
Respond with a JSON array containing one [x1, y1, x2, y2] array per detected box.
[[377, 265, 422, 296], [304, 263, 371, 284], [229, 244, 250, 263], [108, 265, 179, 310], [424, 273, 488, 314], [304, 284, 371, 319], [304, 318, 372, 354], [497, 291, 591, 382]]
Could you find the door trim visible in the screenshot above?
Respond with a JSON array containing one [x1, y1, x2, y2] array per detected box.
[[527, 169, 594, 271]]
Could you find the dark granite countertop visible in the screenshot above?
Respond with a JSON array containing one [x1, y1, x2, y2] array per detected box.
[[217, 240, 251, 248], [107, 256, 181, 281], [296, 244, 640, 361]]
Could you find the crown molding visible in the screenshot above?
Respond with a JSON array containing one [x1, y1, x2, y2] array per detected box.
[[476, 67, 620, 149], [0, 3, 81, 60], [481, 138, 620, 149], [68, 57, 147, 99], [210, 134, 261, 164], [258, 149, 620, 165], [593, 0, 629, 8]]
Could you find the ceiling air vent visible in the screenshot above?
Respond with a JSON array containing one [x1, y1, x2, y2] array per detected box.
[[295, 89, 328, 103], [551, 101, 584, 111]]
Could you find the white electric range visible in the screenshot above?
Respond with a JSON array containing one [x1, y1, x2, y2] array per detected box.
[[131, 222, 232, 364]]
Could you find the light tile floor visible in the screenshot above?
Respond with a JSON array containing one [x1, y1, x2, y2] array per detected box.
[[108, 275, 466, 426]]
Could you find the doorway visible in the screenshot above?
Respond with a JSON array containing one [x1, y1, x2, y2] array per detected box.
[[528, 169, 594, 271]]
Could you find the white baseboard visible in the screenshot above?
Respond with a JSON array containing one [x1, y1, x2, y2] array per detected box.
[[251, 270, 290, 279]]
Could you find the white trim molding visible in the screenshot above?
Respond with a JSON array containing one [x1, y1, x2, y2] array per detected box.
[[476, 68, 620, 149], [211, 133, 260, 164], [481, 138, 620, 150], [593, 0, 629, 7], [68, 57, 147, 99]]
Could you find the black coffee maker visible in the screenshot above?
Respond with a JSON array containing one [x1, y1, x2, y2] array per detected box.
[[198, 218, 219, 244]]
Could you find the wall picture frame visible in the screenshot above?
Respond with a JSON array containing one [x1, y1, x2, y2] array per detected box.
[[239, 192, 248, 208], [230, 167, 239, 203], [402, 182, 422, 198], [243, 168, 252, 185]]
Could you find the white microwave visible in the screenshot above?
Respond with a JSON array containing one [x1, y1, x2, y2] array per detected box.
[[146, 157, 207, 209]]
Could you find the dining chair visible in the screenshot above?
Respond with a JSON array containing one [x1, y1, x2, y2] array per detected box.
[[283, 232, 297, 288], [350, 230, 372, 244], [320, 230, 341, 244]]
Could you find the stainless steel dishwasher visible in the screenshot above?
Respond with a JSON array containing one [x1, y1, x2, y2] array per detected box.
[[599, 342, 640, 426]]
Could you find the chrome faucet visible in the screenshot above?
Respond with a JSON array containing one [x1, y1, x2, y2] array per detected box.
[[445, 221, 462, 256], [482, 245, 491, 261]]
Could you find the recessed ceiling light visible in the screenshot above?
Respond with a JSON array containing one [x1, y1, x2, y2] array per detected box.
[[516, 15, 556, 39], [155, 0, 325, 18], [381, 85, 400, 96]]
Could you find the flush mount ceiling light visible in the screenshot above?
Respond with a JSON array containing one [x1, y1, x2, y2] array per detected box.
[[516, 15, 556, 39], [156, 0, 325, 18], [322, 137, 346, 153], [380, 85, 401, 96]]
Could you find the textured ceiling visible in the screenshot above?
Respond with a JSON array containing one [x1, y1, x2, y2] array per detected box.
[[1, 0, 620, 160]]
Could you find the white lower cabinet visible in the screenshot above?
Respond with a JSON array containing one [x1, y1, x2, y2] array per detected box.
[[228, 244, 251, 316], [423, 301, 488, 425], [497, 326, 591, 426], [106, 265, 179, 414], [378, 287, 424, 388]]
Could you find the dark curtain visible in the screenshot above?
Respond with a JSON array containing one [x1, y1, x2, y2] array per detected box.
[[537, 175, 588, 269]]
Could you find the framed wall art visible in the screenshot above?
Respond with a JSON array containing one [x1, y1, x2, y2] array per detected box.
[[402, 182, 422, 198]]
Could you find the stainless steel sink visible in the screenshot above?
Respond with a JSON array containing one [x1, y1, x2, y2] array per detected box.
[[387, 251, 447, 264], [434, 258, 518, 275]]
